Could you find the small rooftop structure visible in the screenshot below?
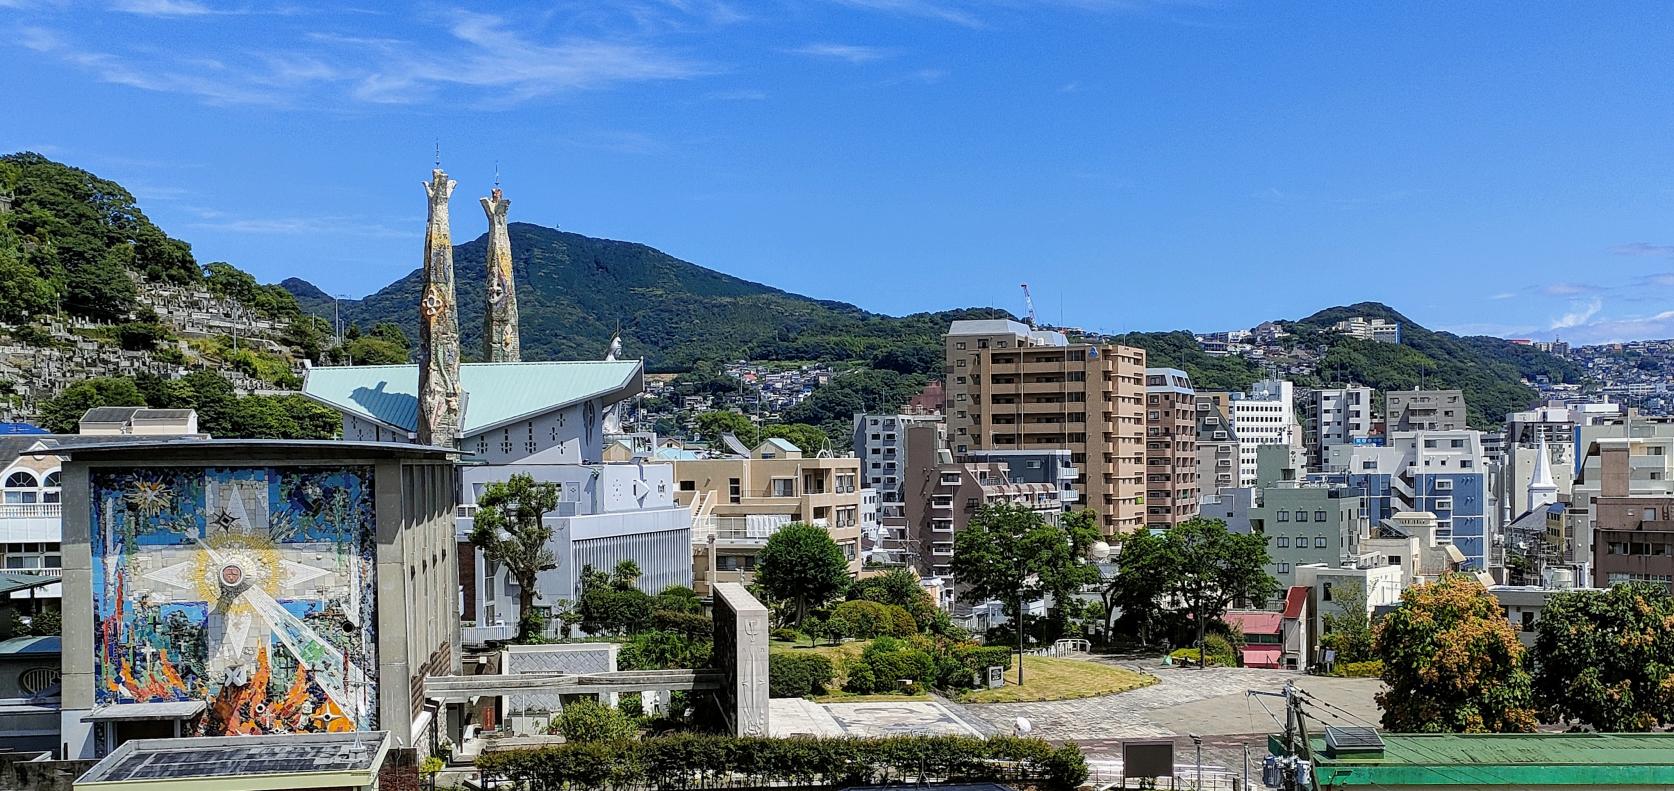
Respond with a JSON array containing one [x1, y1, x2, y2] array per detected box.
[[76, 731, 390, 790], [77, 407, 200, 436]]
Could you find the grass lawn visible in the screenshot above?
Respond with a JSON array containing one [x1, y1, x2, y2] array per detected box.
[[956, 656, 1158, 704]]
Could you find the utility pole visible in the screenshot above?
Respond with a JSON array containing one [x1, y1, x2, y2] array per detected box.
[[1016, 592, 1025, 686]]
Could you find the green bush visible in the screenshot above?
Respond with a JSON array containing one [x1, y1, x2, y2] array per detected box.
[[845, 637, 935, 694], [1173, 633, 1239, 667], [936, 644, 1014, 690], [770, 627, 799, 643], [552, 699, 637, 743], [769, 652, 836, 698], [1332, 659, 1383, 678], [650, 609, 713, 639], [832, 600, 896, 639], [477, 733, 1088, 791]]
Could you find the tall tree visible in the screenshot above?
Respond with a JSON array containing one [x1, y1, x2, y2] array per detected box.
[[695, 410, 757, 447], [1531, 583, 1674, 732], [952, 504, 1102, 653], [1375, 574, 1537, 733], [754, 522, 850, 626], [469, 474, 560, 641], [1164, 518, 1277, 666], [1103, 528, 1175, 645]]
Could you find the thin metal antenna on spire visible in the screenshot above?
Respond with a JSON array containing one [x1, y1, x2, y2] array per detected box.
[[434, 140, 441, 168], [494, 160, 501, 187]]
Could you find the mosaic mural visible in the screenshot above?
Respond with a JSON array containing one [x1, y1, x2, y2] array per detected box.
[[91, 466, 378, 735]]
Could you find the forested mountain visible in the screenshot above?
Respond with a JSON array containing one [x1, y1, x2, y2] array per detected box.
[[287, 222, 1010, 372]]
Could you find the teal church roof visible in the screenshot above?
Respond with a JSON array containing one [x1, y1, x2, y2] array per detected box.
[[302, 360, 643, 437]]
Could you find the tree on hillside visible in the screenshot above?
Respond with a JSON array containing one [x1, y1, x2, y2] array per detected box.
[[1376, 574, 1536, 733], [755, 522, 850, 627], [1531, 583, 1674, 732], [1164, 518, 1277, 667], [695, 410, 757, 447], [952, 504, 1103, 680], [39, 377, 145, 433], [469, 474, 560, 641]]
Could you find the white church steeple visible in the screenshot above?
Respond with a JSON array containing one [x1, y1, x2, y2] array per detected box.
[[1527, 433, 1559, 510]]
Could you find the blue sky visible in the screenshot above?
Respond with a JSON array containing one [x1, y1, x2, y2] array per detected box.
[[4, 1, 1673, 344]]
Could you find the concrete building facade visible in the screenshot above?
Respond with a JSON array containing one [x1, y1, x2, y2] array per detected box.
[[943, 319, 1147, 534], [1387, 389, 1468, 432], [1195, 393, 1240, 496], [1227, 379, 1297, 488], [1299, 386, 1374, 469], [672, 444, 864, 597], [1144, 368, 1198, 529]]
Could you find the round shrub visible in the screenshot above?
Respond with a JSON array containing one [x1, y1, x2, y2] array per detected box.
[[552, 699, 637, 743], [832, 600, 895, 639], [769, 652, 836, 698]]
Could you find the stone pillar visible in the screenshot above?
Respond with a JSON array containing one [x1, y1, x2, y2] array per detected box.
[[711, 582, 769, 736], [418, 169, 462, 448], [480, 188, 520, 363]]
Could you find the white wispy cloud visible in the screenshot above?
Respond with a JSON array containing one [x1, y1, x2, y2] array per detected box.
[[1611, 242, 1674, 257], [1487, 292, 1516, 300], [787, 43, 895, 63], [1550, 298, 1603, 330], [184, 208, 408, 238], [825, 0, 983, 27], [348, 10, 715, 104], [704, 87, 768, 100], [1540, 282, 1599, 297], [109, 0, 219, 16]]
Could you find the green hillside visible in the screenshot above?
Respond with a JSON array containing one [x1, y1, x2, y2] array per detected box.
[[1286, 302, 1583, 426], [296, 222, 1010, 372]]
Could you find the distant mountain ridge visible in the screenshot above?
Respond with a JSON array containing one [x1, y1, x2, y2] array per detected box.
[[285, 222, 1010, 371]]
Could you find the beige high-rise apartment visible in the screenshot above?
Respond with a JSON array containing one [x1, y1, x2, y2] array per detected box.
[[1145, 368, 1199, 528], [670, 439, 865, 597], [943, 319, 1147, 534]]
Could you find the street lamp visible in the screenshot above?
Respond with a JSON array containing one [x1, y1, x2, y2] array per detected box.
[[1189, 733, 1202, 791]]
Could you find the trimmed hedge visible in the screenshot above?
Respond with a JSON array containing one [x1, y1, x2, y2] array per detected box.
[[1331, 659, 1383, 678], [477, 733, 1087, 790], [936, 645, 1014, 690], [844, 637, 935, 694], [769, 652, 836, 698], [831, 600, 919, 639]]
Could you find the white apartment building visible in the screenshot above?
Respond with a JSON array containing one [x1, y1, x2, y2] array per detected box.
[[1228, 379, 1297, 488], [1299, 386, 1374, 469], [852, 412, 943, 523]]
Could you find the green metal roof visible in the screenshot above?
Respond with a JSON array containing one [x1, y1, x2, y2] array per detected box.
[[302, 361, 642, 436], [0, 571, 58, 597], [1293, 732, 1674, 787]]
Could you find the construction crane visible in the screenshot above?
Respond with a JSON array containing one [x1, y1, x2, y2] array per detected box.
[[1020, 283, 1037, 328]]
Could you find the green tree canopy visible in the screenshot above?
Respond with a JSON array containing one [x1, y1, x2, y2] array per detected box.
[[755, 522, 851, 626], [1531, 583, 1674, 732], [469, 474, 559, 641], [38, 376, 145, 433], [951, 504, 1102, 644], [1375, 574, 1536, 733], [695, 410, 757, 447]]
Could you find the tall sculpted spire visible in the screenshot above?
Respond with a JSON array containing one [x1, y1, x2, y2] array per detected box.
[[418, 168, 462, 448], [481, 187, 520, 362]]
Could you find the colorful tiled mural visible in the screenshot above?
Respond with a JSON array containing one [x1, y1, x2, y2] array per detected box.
[[91, 466, 378, 735]]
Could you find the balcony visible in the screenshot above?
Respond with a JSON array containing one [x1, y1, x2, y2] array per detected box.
[[0, 502, 61, 544]]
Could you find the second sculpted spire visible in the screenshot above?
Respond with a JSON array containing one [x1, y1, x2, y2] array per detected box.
[[481, 187, 520, 362]]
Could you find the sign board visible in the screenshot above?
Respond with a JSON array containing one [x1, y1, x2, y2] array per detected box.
[[1123, 740, 1175, 778], [987, 666, 1006, 689]]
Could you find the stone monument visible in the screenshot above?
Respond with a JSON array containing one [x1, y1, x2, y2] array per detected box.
[[711, 582, 769, 736], [418, 168, 462, 448], [480, 186, 520, 363], [602, 331, 624, 436]]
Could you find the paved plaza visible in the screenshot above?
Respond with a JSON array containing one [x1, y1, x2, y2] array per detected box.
[[769, 698, 985, 738]]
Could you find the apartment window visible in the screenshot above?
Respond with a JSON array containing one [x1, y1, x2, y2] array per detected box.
[[1277, 511, 1289, 522], [956, 445, 967, 454], [957, 393, 967, 401], [1294, 510, 1308, 522], [1460, 460, 1473, 469], [771, 478, 795, 498], [1314, 510, 1327, 522], [1424, 440, 1437, 449], [1450, 439, 1464, 448], [956, 377, 967, 384], [1314, 536, 1327, 548], [1322, 582, 1333, 602], [1435, 479, 1453, 490], [1435, 498, 1453, 512], [956, 360, 967, 368], [2, 471, 38, 504], [1276, 536, 1290, 548], [1645, 508, 1660, 522], [728, 478, 741, 504], [680, 480, 695, 491], [956, 342, 967, 350], [1277, 562, 1291, 573]]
